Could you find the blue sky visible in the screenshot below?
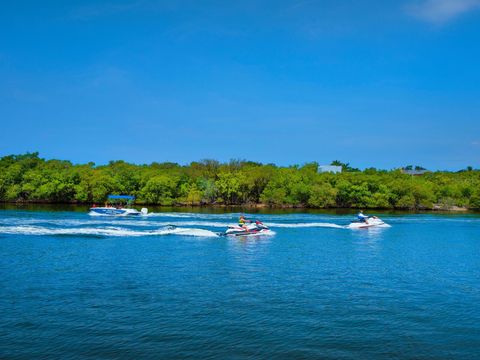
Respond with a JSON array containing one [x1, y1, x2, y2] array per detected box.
[[1, 0, 479, 169]]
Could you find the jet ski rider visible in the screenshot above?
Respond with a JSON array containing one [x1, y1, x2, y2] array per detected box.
[[357, 210, 369, 224], [239, 215, 252, 230]]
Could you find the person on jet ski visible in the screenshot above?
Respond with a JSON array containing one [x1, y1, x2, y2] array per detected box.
[[239, 215, 252, 226], [239, 215, 252, 230], [357, 210, 369, 223]]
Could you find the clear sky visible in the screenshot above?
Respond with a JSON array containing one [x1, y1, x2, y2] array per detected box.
[[1, 0, 479, 170]]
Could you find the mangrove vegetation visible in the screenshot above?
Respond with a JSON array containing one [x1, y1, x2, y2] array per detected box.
[[1, 153, 479, 210]]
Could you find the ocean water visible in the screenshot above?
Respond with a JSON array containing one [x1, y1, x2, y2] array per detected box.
[[0, 209, 479, 359]]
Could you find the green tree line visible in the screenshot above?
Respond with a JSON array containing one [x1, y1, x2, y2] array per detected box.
[[1, 153, 479, 210]]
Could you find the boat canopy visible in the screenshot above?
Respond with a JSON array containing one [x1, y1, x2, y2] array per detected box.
[[107, 195, 135, 201]]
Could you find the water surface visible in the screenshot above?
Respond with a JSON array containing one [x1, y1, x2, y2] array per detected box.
[[1, 209, 479, 359]]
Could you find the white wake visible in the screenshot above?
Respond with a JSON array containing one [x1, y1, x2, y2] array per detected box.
[[0, 225, 219, 237]]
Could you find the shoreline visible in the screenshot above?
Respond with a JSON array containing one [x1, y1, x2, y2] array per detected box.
[[0, 201, 474, 213]]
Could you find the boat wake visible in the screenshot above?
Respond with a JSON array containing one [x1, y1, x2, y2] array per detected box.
[[0, 218, 348, 230], [267, 222, 345, 229], [133, 213, 368, 230], [162, 221, 347, 230], [163, 221, 345, 229], [0, 225, 219, 238], [0, 212, 393, 238]]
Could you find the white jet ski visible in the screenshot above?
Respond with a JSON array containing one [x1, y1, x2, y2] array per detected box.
[[347, 216, 389, 229], [225, 221, 271, 236]]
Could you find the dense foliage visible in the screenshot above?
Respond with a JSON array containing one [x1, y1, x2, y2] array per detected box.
[[1, 153, 479, 210]]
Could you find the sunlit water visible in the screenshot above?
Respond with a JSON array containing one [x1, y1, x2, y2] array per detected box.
[[1, 209, 479, 359]]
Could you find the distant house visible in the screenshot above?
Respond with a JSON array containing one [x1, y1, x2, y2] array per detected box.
[[401, 168, 428, 176], [318, 165, 342, 174]]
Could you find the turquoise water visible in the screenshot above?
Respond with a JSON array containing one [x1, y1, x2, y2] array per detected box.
[[1, 209, 479, 359]]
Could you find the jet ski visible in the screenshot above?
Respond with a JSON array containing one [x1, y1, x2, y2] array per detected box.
[[348, 216, 389, 229], [224, 221, 271, 236]]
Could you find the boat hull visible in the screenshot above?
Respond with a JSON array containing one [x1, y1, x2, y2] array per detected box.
[[88, 207, 141, 216]]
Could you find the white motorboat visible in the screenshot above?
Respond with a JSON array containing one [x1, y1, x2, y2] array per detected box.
[[89, 195, 148, 216]]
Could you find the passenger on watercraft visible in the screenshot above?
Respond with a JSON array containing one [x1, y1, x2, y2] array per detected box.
[[357, 211, 369, 223]]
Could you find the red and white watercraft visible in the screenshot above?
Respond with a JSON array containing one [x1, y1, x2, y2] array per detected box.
[[225, 221, 271, 236]]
